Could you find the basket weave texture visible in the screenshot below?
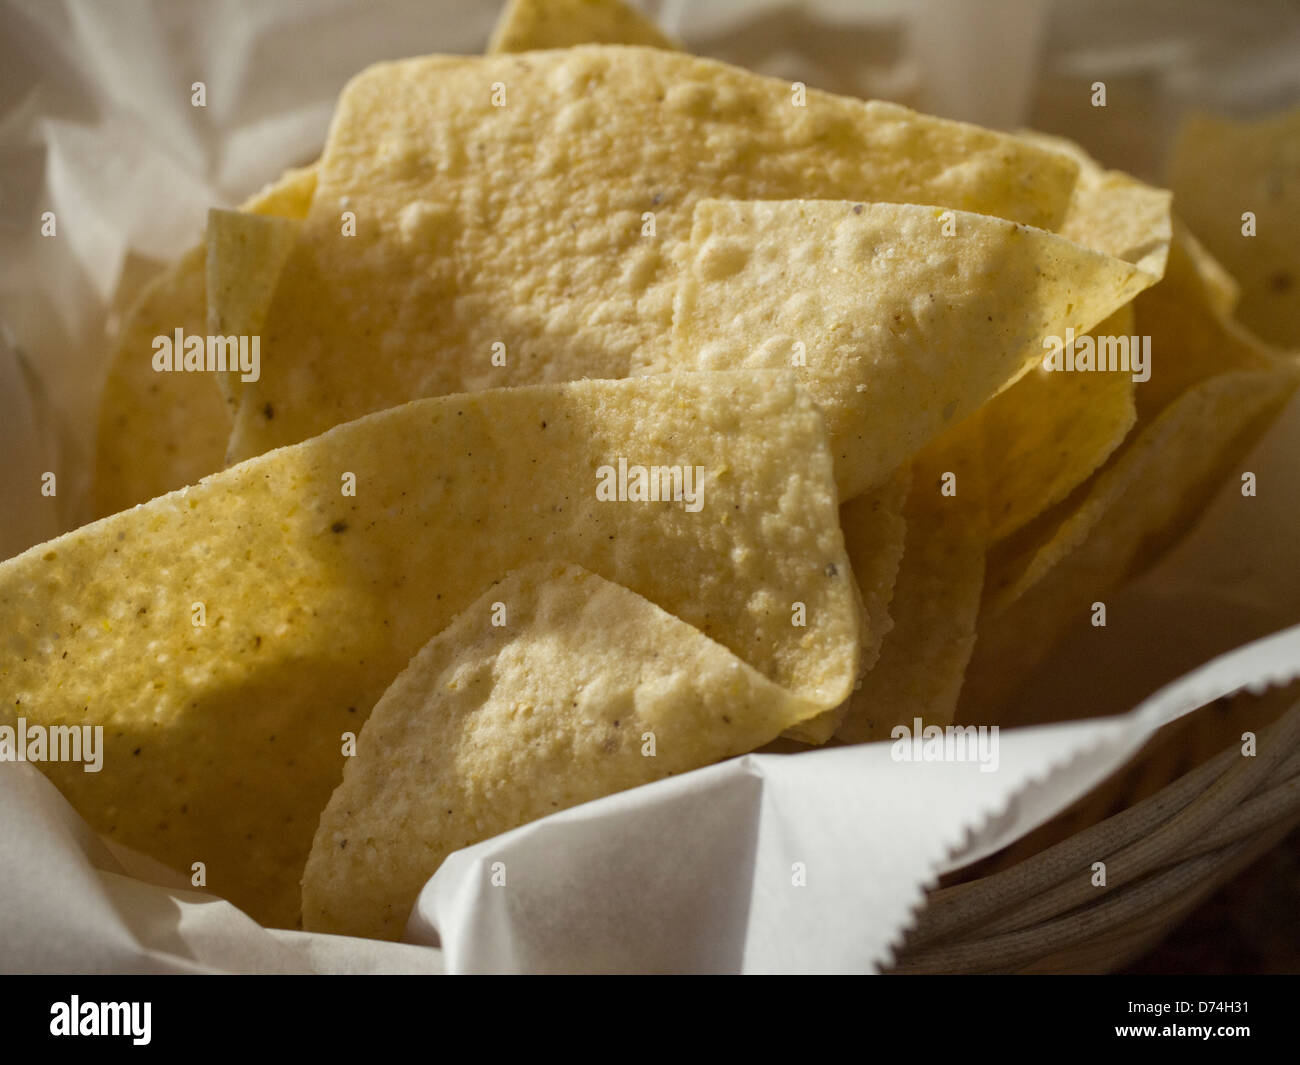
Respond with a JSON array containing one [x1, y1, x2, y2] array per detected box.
[[887, 699, 1300, 973]]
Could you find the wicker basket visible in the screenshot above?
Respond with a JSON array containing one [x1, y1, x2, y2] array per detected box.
[[885, 695, 1300, 974]]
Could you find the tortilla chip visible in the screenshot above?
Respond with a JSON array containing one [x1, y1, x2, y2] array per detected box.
[[977, 306, 1138, 543], [488, 0, 681, 53], [841, 463, 911, 663], [227, 46, 1081, 461], [1130, 219, 1282, 427], [93, 245, 225, 517], [206, 209, 303, 412], [1167, 108, 1300, 349], [972, 368, 1298, 715], [93, 165, 318, 516], [664, 199, 1152, 499], [241, 164, 319, 219], [948, 139, 1169, 543], [784, 463, 911, 744], [835, 426, 988, 743], [302, 561, 832, 940], [1180, 223, 1240, 319], [3, 372, 859, 928], [1020, 131, 1172, 280]]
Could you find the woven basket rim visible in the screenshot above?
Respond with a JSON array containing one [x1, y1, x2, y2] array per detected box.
[[887, 698, 1300, 974]]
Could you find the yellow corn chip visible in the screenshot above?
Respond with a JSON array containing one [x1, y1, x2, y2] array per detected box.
[[1168, 108, 1300, 349], [977, 220, 1279, 591], [971, 367, 1298, 716], [977, 306, 1138, 543], [836, 426, 987, 743], [841, 463, 912, 665], [241, 165, 318, 219], [663, 199, 1152, 499], [93, 165, 318, 516], [1020, 131, 1172, 280], [785, 463, 911, 744], [227, 46, 1081, 461], [488, 0, 681, 53], [303, 561, 832, 940], [94, 245, 223, 516], [962, 138, 1169, 541], [1133, 219, 1279, 423], [1180, 222, 1240, 319], [206, 209, 303, 412], [3, 372, 859, 928]]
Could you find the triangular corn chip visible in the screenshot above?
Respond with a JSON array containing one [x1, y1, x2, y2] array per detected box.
[[303, 561, 833, 940], [488, 0, 681, 53], [1133, 220, 1279, 423], [1168, 108, 1300, 349], [93, 165, 317, 515], [206, 209, 303, 413], [836, 424, 988, 743], [6, 372, 860, 927], [227, 46, 1080, 461], [1019, 130, 1172, 280], [785, 463, 911, 744], [969, 367, 1298, 716], [663, 199, 1153, 499], [975, 306, 1138, 542]]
